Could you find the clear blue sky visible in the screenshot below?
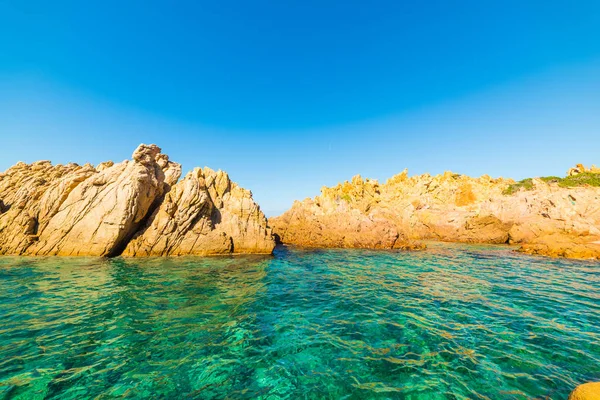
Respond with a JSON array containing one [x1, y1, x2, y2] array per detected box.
[[1, 1, 599, 216]]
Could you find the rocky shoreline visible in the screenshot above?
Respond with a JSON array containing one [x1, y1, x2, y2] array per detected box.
[[271, 167, 600, 260], [1, 145, 599, 260]]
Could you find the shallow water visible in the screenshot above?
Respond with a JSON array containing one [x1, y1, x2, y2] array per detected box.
[[0, 243, 599, 399]]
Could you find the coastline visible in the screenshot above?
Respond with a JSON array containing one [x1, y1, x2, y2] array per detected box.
[[271, 169, 600, 261], [1, 146, 599, 261]]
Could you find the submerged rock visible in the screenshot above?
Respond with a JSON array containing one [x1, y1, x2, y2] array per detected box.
[[0, 144, 274, 257], [271, 170, 600, 259], [569, 382, 600, 400]]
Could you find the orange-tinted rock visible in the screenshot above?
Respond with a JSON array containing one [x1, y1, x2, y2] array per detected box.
[[272, 169, 600, 259], [567, 163, 600, 176], [518, 234, 600, 259], [568, 382, 600, 400], [271, 198, 421, 250], [455, 182, 477, 206]]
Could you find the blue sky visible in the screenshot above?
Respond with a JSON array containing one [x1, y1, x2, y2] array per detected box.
[[1, 1, 599, 216]]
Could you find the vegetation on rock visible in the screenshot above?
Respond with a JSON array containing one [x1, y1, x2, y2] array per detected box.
[[272, 165, 600, 260], [503, 172, 600, 195]]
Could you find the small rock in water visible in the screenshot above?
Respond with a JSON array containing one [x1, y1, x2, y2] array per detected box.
[[569, 382, 600, 400]]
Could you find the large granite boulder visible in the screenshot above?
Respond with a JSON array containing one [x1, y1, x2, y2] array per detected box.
[[0, 144, 178, 256], [122, 167, 274, 256], [0, 144, 274, 257]]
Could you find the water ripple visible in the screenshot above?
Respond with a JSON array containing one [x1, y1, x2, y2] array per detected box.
[[0, 243, 599, 398]]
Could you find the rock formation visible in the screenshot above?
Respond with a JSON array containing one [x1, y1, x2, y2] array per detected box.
[[0, 144, 275, 257], [123, 167, 274, 256], [3, 148, 598, 260], [568, 382, 600, 400], [271, 168, 600, 260], [567, 163, 600, 176], [272, 175, 423, 250]]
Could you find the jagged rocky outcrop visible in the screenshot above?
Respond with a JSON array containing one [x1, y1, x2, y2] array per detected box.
[[0, 144, 275, 257], [271, 168, 600, 259], [272, 176, 423, 250], [567, 163, 600, 176], [123, 167, 274, 256]]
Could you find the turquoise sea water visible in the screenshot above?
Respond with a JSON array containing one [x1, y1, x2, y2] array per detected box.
[[0, 243, 599, 399]]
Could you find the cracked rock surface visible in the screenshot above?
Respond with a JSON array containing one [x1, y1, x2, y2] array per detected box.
[[123, 167, 274, 256], [0, 144, 275, 257], [270, 171, 600, 259]]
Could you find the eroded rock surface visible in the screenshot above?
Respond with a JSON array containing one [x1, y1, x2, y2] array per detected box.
[[0, 144, 179, 256], [272, 175, 422, 250], [0, 144, 274, 257], [123, 167, 274, 256], [271, 169, 600, 259]]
